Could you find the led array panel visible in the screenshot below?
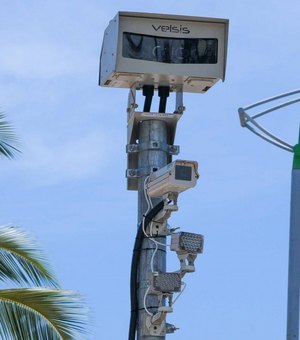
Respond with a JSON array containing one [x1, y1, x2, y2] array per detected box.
[[152, 272, 181, 293], [171, 232, 204, 254]]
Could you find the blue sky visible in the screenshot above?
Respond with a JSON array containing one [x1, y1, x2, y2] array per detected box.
[[1, 1, 300, 339]]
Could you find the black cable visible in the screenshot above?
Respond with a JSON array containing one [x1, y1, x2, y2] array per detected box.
[[143, 85, 154, 112], [128, 200, 164, 340], [158, 86, 170, 113]]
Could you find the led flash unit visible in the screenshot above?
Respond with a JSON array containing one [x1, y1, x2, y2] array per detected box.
[[152, 272, 181, 293], [171, 232, 204, 254]]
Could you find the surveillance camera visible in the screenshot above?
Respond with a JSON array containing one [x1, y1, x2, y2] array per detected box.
[[146, 160, 199, 198], [99, 12, 229, 93]]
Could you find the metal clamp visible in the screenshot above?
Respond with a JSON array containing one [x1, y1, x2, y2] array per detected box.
[[126, 142, 179, 155], [126, 167, 156, 179]]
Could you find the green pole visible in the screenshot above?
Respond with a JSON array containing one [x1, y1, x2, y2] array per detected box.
[[287, 128, 300, 339], [293, 139, 300, 170]]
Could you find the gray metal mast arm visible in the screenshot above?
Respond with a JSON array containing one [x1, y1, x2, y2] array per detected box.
[[238, 89, 300, 152]]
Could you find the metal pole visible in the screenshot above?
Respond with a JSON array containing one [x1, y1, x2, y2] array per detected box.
[[287, 137, 300, 340], [137, 119, 168, 340]]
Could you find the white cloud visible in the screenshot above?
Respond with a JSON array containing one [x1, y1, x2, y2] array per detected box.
[[0, 42, 91, 79], [13, 131, 109, 185]]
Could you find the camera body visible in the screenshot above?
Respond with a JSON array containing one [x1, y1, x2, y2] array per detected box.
[[146, 160, 199, 198], [99, 12, 229, 93]]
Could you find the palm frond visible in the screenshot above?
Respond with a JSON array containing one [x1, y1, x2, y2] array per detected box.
[[0, 225, 59, 288], [0, 288, 89, 340], [0, 112, 21, 159]]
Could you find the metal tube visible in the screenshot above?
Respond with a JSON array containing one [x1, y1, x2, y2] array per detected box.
[[251, 97, 300, 120], [287, 168, 300, 340], [137, 119, 168, 340], [244, 89, 300, 110]]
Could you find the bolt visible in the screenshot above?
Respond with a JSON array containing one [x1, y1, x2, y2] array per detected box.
[[129, 170, 136, 176]]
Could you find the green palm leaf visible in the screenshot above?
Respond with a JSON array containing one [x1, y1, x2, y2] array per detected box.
[[0, 288, 89, 339], [0, 112, 20, 159], [0, 225, 59, 288]]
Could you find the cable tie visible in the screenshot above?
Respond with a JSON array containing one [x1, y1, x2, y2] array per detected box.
[[135, 306, 159, 312], [140, 247, 166, 253], [140, 234, 167, 240]]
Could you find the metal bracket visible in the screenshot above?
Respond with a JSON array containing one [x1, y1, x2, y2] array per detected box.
[[152, 201, 179, 224], [177, 253, 197, 277], [127, 111, 182, 147], [143, 313, 167, 337], [127, 88, 185, 117], [238, 89, 300, 152], [166, 323, 179, 334], [143, 305, 173, 337], [144, 220, 168, 237], [127, 88, 183, 191], [175, 91, 185, 114]]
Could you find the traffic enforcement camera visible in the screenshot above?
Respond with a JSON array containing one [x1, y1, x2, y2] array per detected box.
[[99, 12, 229, 93]]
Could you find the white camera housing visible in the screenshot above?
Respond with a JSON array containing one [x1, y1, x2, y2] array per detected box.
[[146, 160, 199, 198], [99, 12, 229, 93]]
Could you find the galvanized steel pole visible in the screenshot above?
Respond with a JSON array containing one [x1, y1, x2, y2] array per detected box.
[[137, 119, 168, 340], [287, 138, 300, 340]]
